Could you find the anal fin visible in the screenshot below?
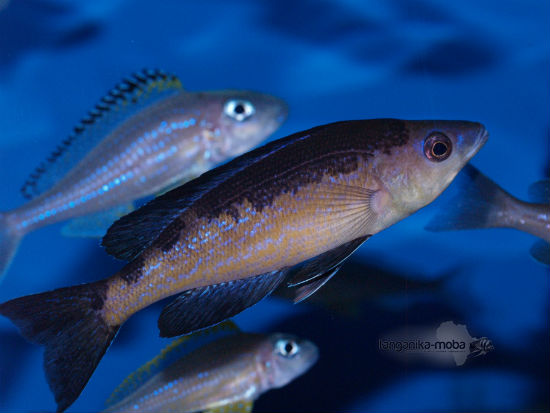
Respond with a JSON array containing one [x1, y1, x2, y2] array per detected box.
[[158, 270, 288, 338], [61, 203, 134, 238]]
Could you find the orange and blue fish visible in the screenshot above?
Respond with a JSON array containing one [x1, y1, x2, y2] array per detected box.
[[0, 69, 287, 281], [0, 118, 488, 411]]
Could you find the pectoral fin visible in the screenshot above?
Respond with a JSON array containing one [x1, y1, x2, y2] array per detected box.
[[158, 270, 288, 338], [61, 203, 135, 238]]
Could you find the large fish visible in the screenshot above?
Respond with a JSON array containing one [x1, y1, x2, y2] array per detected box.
[[0, 118, 488, 411], [0, 69, 287, 281], [425, 164, 550, 265], [103, 323, 318, 413]]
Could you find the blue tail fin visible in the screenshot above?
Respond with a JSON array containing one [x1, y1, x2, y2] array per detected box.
[[425, 164, 513, 232], [0, 212, 22, 283]]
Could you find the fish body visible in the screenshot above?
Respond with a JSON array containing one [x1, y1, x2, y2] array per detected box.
[[0, 69, 287, 280], [0, 118, 487, 411], [425, 164, 550, 264], [104, 331, 318, 413]]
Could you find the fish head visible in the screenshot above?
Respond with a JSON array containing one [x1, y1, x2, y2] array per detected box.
[[375, 119, 488, 222], [202, 90, 288, 162], [261, 333, 319, 389]]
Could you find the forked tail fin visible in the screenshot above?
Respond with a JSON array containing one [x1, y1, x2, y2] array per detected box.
[[0, 212, 23, 283], [0, 281, 120, 412], [425, 164, 514, 232]]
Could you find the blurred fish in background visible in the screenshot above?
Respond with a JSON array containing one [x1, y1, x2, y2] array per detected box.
[[274, 257, 455, 318], [0, 69, 287, 282], [103, 321, 318, 413], [426, 164, 550, 265]]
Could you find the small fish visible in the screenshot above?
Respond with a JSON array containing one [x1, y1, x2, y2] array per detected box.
[[0, 118, 487, 411], [425, 164, 550, 265], [0, 69, 287, 280], [274, 257, 452, 317], [103, 322, 318, 413], [469, 337, 494, 358]]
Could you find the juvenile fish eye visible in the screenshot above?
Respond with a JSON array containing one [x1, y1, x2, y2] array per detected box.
[[424, 132, 452, 161], [224, 99, 255, 121], [276, 339, 299, 357]]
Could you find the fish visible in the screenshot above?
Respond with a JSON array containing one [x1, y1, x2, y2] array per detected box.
[[0, 118, 488, 411], [103, 322, 318, 413], [0, 68, 288, 280], [273, 257, 453, 318], [425, 164, 550, 265]]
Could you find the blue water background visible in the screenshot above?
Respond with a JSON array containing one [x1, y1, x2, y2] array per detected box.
[[0, 0, 548, 411]]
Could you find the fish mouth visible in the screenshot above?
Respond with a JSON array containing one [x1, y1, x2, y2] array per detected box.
[[465, 125, 489, 160]]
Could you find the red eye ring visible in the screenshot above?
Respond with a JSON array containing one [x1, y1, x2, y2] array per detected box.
[[424, 132, 452, 162]]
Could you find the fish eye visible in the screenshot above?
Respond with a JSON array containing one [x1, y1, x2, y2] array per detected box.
[[224, 99, 255, 122], [275, 339, 299, 358], [424, 132, 452, 162]]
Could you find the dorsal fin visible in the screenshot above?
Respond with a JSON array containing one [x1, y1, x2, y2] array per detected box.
[[21, 68, 183, 200], [105, 321, 240, 407], [101, 133, 300, 261]]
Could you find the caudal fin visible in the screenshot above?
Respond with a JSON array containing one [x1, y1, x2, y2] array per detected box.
[[0, 281, 120, 412], [0, 212, 22, 283], [425, 164, 514, 232]]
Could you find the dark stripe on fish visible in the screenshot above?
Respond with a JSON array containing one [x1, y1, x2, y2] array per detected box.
[[103, 119, 409, 262]]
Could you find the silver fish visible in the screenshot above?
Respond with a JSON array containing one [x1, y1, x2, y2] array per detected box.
[[425, 164, 550, 265], [0, 69, 287, 281], [104, 326, 318, 413]]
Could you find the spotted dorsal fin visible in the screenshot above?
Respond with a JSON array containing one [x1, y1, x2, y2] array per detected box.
[[21, 69, 183, 200], [105, 321, 240, 408]]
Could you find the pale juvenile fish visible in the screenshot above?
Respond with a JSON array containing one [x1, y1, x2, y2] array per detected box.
[[425, 164, 550, 265], [0, 118, 487, 411], [103, 322, 318, 413], [0, 69, 287, 280]]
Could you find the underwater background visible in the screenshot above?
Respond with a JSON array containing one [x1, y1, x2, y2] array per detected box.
[[0, 0, 548, 411]]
